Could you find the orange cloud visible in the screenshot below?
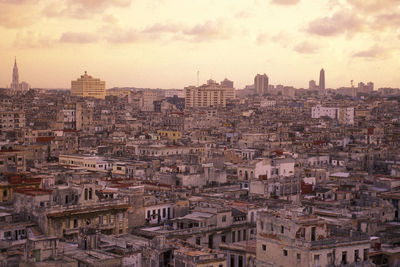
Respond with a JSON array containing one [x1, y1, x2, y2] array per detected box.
[[60, 32, 99, 43], [293, 41, 319, 54], [271, 0, 300, 5], [306, 9, 363, 36]]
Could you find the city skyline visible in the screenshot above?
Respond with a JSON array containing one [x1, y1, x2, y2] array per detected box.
[[1, 0, 399, 89]]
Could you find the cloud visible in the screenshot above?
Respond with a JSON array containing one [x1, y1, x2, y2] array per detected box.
[[306, 9, 363, 36], [293, 41, 319, 53], [372, 13, 400, 31], [105, 29, 142, 43], [271, 0, 300, 5], [352, 45, 389, 58], [14, 31, 56, 49], [346, 0, 400, 14], [0, 0, 37, 4], [235, 10, 253, 19], [256, 33, 268, 45], [60, 32, 99, 43], [67, 0, 131, 9], [0, 3, 38, 28], [42, 0, 132, 19], [182, 20, 232, 41], [143, 22, 182, 33]]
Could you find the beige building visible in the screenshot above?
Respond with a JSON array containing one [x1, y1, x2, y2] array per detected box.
[[256, 208, 371, 267], [184, 82, 235, 108], [71, 71, 106, 99]]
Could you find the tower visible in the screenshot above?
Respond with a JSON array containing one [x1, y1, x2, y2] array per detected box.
[[319, 68, 325, 91], [11, 57, 19, 90], [254, 74, 269, 96]]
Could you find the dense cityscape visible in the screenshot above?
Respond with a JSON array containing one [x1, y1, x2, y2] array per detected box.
[[0, 56, 399, 267]]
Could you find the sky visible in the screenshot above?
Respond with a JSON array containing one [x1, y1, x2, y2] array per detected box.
[[0, 0, 399, 89]]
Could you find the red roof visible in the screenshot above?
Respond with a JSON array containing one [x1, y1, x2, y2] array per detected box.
[[36, 136, 55, 143], [14, 188, 52, 196]]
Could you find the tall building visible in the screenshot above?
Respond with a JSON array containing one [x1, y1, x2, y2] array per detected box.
[[254, 74, 269, 96], [221, 78, 234, 88], [319, 68, 325, 91], [184, 82, 235, 108], [71, 71, 106, 99], [309, 80, 317, 90], [10, 58, 30, 91], [11, 58, 19, 90]]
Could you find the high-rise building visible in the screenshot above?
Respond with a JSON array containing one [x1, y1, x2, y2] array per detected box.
[[221, 78, 234, 88], [71, 71, 106, 99], [184, 82, 235, 108], [319, 68, 325, 90], [309, 80, 317, 90], [254, 74, 269, 96], [11, 58, 19, 90]]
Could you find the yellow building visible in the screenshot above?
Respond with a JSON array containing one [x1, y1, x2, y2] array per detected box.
[[71, 71, 106, 99], [157, 130, 183, 141]]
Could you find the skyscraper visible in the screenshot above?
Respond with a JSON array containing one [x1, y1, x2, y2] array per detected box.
[[11, 57, 19, 90], [319, 68, 325, 91], [71, 71, 106, 99], [254, 74, 269, 96]]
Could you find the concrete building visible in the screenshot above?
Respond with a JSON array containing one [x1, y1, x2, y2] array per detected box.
[[184, 83, 235, 108], [311, 105, 354, 125], [256, 208, 371, 267], [71, 71, 106, 99], [254, 74, 269, 96]]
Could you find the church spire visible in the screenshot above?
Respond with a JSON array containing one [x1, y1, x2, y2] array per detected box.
[[11, 57, 19, 90]]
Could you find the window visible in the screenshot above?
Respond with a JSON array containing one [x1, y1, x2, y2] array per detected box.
[[283, 250, 288, 256], [327, 253, 333, 264], [221, 235, 226, 243], [314, 255, 320, 266], [281, 225, 284, 234], [162, 208, 166, 218], [297, 253, 301, 262], [196, 237, 201, 245], [73, 218, 78, 228], [355, 249, 360, 262], [222, 215, 227, 222], [243, 229, 247, 240], [363, 249, 368, 261], [89, 188, 92, 200], [232, 231, 236, 242], [262, 244, 266, 251], [342, 251, 347, 264], [311, 227, 316, 241], [84, 188, 88, 200], [4, 231, 11, 238], [238, 255, 243, 267]]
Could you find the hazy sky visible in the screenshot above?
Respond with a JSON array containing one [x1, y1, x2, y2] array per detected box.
[[0, 0, 399, 89]]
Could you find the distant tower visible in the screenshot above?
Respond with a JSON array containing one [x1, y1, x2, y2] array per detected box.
[[254, 74, 269, 96], [319, 68, 325, 91], [11, 57, 19, 90]]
